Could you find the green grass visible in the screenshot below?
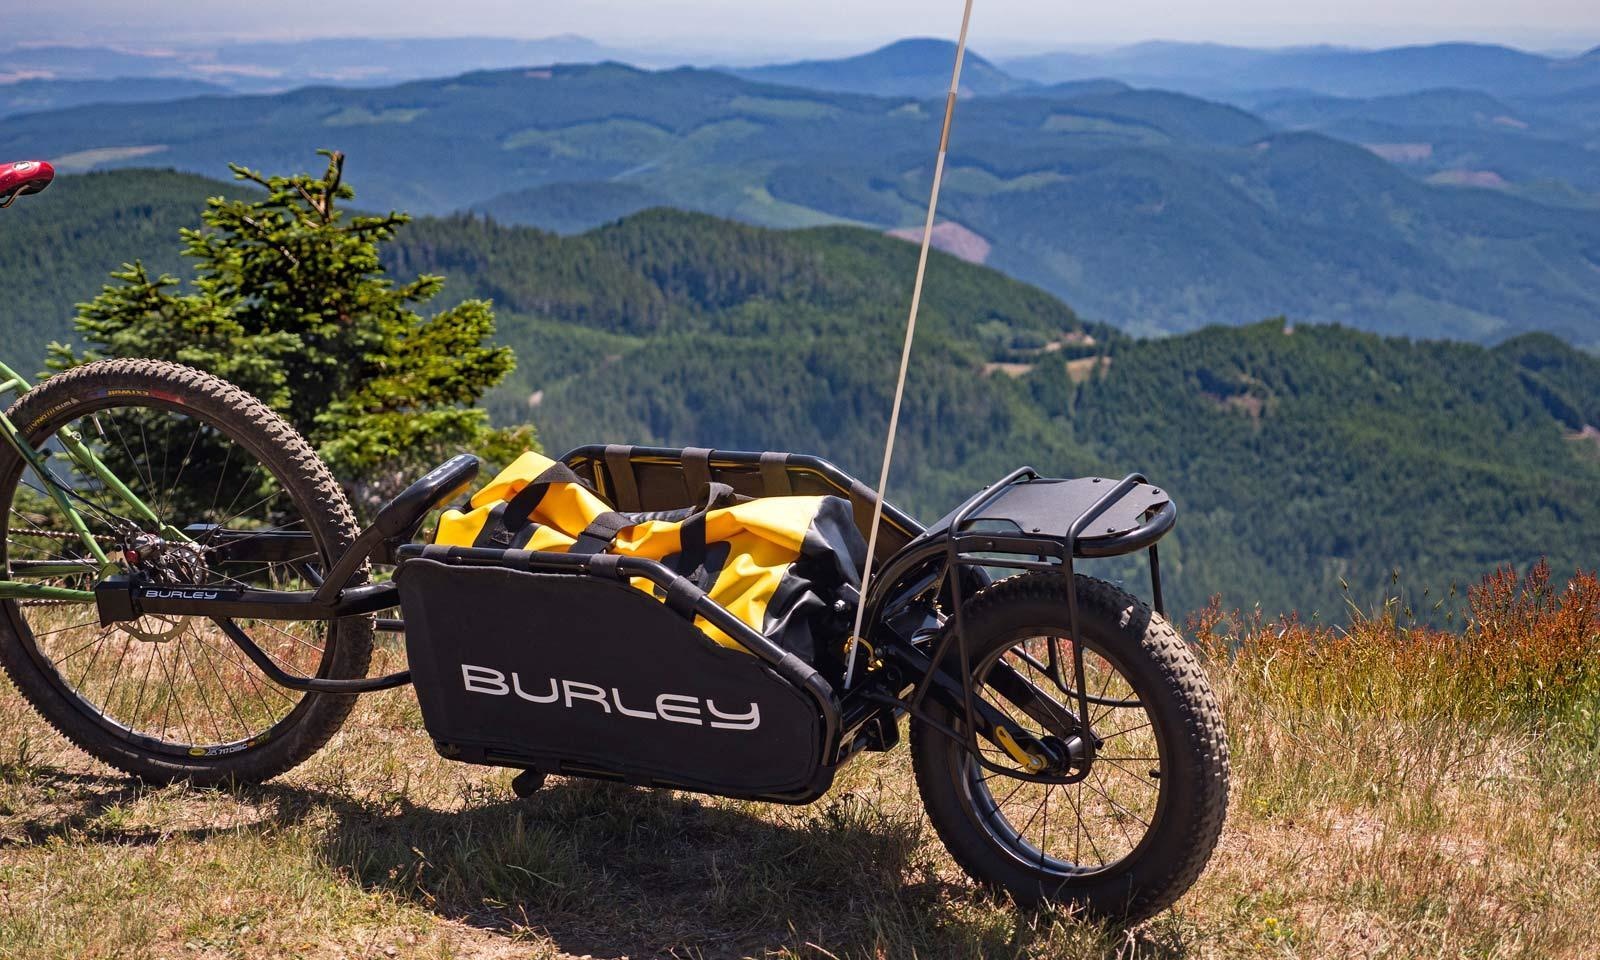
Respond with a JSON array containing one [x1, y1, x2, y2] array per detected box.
[[1, 563, 1597, 958]]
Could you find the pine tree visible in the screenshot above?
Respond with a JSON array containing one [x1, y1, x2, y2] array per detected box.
[[54, 151, 530, 506]]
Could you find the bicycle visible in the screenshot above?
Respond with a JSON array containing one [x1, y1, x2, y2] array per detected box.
[[0, 159, 1228, 921]]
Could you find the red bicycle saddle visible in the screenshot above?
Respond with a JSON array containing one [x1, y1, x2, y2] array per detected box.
[[0, 160, 55, 207]]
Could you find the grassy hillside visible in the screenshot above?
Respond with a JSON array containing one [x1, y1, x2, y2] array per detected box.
[[1, 562, 1594, 957], [8, 170, 1597, 620], [6, 65, 1600, 343]]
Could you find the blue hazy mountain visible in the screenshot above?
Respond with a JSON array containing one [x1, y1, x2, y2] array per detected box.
[[4, 60, 1599, 347], [1247, 87, 1600, 201], [1003, 41, 1600, 100], [0, 77, 229, 118], [0, 35, 656, 93], [732, 39, 1030, 97]]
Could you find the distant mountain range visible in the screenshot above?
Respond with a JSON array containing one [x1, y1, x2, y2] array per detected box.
[[0, 36, 658, 93], [732, 39, 1028, 97], [733, 40, 1600, 208], [1246, 87, 1600, 201], [4, 54, 1598, 346], [8, 34, 1599, 100], [8, 170, 1600, 618], [1001, 40, 1600, 100], [0, 77, 229, 118]]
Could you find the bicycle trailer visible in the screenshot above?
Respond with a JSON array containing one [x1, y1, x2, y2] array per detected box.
[[399, 448, 868, 799]]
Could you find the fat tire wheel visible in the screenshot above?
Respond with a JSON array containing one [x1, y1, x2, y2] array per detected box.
[[0, 359, 373, 786], [910, 572, 1228, 922]]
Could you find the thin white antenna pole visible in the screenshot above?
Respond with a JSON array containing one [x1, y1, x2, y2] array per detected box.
[[844, 0, 975, 689]]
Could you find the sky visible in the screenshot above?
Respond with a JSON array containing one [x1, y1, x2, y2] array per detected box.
[[5, 0, 1599, 55]]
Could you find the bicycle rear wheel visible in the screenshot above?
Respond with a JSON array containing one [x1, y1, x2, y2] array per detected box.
[[0, 359, 373, 784]]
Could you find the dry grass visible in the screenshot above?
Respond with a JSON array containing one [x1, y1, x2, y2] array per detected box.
[[1, 563, 1597, 959]]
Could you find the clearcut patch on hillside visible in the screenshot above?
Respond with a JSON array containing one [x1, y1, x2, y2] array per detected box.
[[885, 220, 991, 264], [50, 144, 168, 172]]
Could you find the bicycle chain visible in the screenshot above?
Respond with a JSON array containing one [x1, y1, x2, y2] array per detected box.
[[11, 528, 119, 544], [8, 528, 121, 607]]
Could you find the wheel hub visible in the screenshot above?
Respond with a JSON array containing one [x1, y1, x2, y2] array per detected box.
[[117, 535, 210, 643]]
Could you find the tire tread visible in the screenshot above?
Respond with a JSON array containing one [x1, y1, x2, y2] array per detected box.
[[910, 572, 1229, 921], [0, 359, 371, 785]]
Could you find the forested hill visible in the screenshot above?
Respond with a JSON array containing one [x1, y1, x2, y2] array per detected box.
[[7, 170, 1600, 618], [0, 170, 247, 364], [387, 213, 1600, 618]]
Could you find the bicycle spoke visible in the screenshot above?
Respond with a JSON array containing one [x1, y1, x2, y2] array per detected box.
[[175, 625, 227, 744], [194, 630, 297, 709], [965, 630, 1164, 878], [1085, 767, 1151, 831], [28, 618, 103, 642], [1061, 780, 1106, 867], [154, 645, 187, 744], [123, 648, 156, 741], [1097, 756, 1163, 790], [1088, 654, 1121, 729], [73, 627, 113, 693], [163, 422, 206, 518], [193, 630, 254, 740], [92, 634, 135, 721], [1099, 719, 1152, 742], [50, 628, 112, 664], [2, 394, 338, 758]]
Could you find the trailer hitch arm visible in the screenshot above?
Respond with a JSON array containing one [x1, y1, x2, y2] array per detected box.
[[92, 455, 483, 694]]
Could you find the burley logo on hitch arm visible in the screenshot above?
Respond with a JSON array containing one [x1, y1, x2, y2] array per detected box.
[[94, 574, 244, 626]]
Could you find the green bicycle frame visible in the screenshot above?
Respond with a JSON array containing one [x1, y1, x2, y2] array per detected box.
[[0, 359, 187, 604]]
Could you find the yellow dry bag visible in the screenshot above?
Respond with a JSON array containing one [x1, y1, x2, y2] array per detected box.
[[433, 452, 866, 667]]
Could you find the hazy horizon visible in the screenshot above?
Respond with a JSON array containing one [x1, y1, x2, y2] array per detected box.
[[3, 1, 1597, 62]]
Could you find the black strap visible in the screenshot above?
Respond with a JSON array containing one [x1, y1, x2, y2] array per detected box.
[[569, 511, 633, 556], [668, 480, 741, 591], [760, 451, 792, 496], [503, 462, 590, 529], [471, 503, 513, 547], [603, 444, 641, 512], [470, 505, 546, 550], [495, 462, 627, 555], [681, 447, 714, 505], [676, 510, 710, 590], [622, 480, 747, 524], [698, 480, 740, 512]]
